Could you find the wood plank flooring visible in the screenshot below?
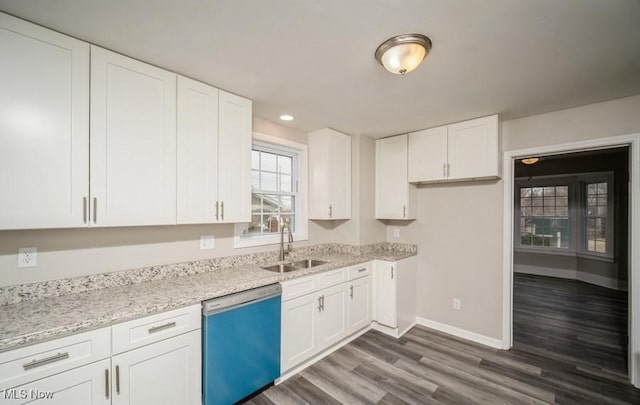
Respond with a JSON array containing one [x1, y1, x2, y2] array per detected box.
[[248, 274, 639, 404]]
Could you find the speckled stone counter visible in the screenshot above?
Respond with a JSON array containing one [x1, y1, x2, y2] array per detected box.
[[0, 243, 415, 352]]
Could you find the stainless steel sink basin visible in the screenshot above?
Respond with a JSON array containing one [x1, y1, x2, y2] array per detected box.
[[260, 259, 328, 273], [261, 263, 299, 273], [289, 259, 328, 269]]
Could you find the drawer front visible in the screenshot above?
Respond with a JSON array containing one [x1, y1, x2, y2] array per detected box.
[[112, 304, 201, 355], [349, 261, 372, 280], [316, 267, 348, 289], [281, 275, 317, 302], [0, 327, 110, 390]]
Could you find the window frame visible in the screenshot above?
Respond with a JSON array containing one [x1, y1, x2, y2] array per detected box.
[[233, 132, 308, 248], [514, 172, 615, 260]]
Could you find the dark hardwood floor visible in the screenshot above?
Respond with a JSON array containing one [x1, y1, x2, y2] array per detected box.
[[248, 274, 639, 404]]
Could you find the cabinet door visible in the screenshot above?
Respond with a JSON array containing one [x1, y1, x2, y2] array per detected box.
[[374, 261, 397, 328], [90, 45, 177, 227], [3, 359, 110, 405], [407, 126, 448, 182], [326, 130, 351, 219], [111, 330, 201, 405], [447, 115, 499, 180], [281, 293, 318, 372], [316, 284, 349, 350], [0, 13, 89, 230], [217, 90, 251, 223], [176, 76, 219, 224], [375, 135, 413, 219], [308, 128, 351, 220], [348, 276, 372, 333]]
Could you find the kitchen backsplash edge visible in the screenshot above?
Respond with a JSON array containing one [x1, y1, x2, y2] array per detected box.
[[0, 242, 416, 305]]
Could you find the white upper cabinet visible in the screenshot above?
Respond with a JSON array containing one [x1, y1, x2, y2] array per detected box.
[[176, 76, 219, 224], [408, 115, 499, 183], [90, 45, 177, 227], [0, 13, 90, 230], [308, 128, 351, 220], [407, 126, 448, 183], [375, 135, 416, 220], [217, 90, 252, 223]]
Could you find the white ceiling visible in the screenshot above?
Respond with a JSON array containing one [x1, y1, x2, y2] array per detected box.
[[1, 0, 639, 138]]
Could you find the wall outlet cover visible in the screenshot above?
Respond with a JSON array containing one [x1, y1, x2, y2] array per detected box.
[[200, 235, 215, 250], [453, 298, 462, 310], [393, 228, 400, 238], [18, 247, 37, 268]]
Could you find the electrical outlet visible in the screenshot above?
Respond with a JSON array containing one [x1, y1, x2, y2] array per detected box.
[[393, 228, 400, 238], [453, 298, 461, 310], [200, 235, 215, 250], [18, 247, 37, 268]]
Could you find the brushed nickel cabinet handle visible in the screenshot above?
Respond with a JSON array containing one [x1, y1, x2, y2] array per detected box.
[[215, 201, 219, 221], [443, 163, 446, 177], [447, 163, 451, 177], [329, 204, 332, 218], [403, 205, 406, 218], [317, 296, 322, 312], [115, 365, 120, 395], [350, 285, 353, 299], [221, 201, 224, 220], [93, 198, 97, 224], [83, 197, 87, 224], [391, 266, 394, 280], [358, 268, 367, 273], [321, 295, 325, 311], [148, 321, 176, 334], [105, 369, 109, 399], [23, 352, 69, 370]]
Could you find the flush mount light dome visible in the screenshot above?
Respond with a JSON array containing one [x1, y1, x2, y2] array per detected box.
[[521, 157, 540, 165], [375, 33, 432, 75], [279, 114, 294, 121]]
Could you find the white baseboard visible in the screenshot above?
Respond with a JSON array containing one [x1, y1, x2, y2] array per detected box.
[[276, 325, 371, 384], [371, 319, 416, 339], [515, 265, 627, 291], [415, 317, 503, 349]]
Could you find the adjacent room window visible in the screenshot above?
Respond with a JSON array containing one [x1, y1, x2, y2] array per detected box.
[[515, 173, 614, 258], [234, 133, 308, 248]]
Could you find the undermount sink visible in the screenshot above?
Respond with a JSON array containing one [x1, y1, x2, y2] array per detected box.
[[289, 259, 327, 269], [260, 259, 328, 273]]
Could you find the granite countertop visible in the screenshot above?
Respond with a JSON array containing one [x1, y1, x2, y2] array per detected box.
[[0, 245, 415, 352]]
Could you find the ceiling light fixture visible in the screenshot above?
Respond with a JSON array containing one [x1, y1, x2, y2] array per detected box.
[[521, 157, 540, 165], [279, 114, 294, 121], [375, 33, 432, 75]]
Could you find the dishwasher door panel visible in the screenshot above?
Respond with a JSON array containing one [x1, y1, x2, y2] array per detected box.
[[203, 294, 281, 405]]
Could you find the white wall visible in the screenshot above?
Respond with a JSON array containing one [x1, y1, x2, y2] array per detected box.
[[387, 94, 640, 340], [0, 118, 385, 286]]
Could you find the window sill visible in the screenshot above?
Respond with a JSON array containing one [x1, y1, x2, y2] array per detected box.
[[514, 247, 615, 262], [233, 232, 308, 249]]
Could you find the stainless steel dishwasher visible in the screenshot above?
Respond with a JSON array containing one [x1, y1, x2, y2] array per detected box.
[[202, 284, 281, 405]]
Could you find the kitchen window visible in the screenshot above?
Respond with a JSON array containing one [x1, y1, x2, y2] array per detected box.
[[234, 133, 308, 248], [515, 173, 614, 259]]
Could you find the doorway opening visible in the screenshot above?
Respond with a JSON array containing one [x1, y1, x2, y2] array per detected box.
[[512, 147, 629, 375]]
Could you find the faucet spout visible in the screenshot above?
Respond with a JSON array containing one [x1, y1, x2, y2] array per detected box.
[[279, 218, 294, 261]]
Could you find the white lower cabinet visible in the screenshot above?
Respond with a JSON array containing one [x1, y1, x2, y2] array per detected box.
[[280, 265, 372, 373], [0, 305, 201, 405], [348, 276, 372, 333], [373, 257, 418, 338], [111, 330, 201, 405], [3, 359, 110, 405]]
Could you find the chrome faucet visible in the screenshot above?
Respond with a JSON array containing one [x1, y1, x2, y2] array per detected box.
[[279, 218, 293, 261]]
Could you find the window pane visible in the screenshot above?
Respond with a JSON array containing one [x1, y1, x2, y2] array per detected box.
[[521, 197, 531, 207], [532, 206, 543, 216], [251, 150, 260, 170], [281, 196, 293, 212], [251, 194, 262, 213], [251, 170, 260, 189], [585, 181, 610, 254], [521, 206, 531, 216], [261, 172, 277, 191], [557, 186, 568, 196], [532, 198, 543, 207], [261, 152, 277, 172], [278, 155, 292, 174], [532, 187, 543, 197], [555, 197, 568, 207], [543, 187, 555, 197], [280, 174, 292, 192], [598, 183, 607, 194], [520, 188, 531, 198]]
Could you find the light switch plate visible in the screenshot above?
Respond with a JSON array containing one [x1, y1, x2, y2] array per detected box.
[[200, 235, 215, 250], [393, 228, 400, 238]]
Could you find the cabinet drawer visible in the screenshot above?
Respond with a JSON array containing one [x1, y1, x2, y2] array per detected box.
[[0, 327, 110, 390], [316, 267, 348, 289], [349, 262, 372, 280], [112, 304, 200, 355], [281, 275, 317, 302]]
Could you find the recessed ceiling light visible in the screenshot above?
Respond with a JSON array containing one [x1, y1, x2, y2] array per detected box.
[[279, 114, 294, 121]]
